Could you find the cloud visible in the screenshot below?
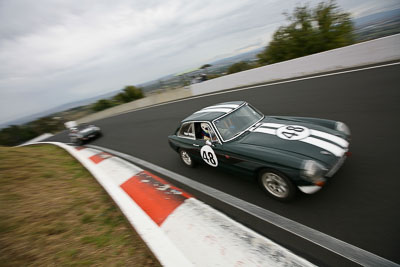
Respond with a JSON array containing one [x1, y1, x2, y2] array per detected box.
[[0, 0, 398, 125]]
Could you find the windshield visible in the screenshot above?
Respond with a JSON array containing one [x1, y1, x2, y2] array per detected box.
[[213, 104, 263, 141]]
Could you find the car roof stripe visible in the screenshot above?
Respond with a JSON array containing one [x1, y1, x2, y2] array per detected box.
[[194, 108, 233, 114], [202, 104, 240, 110]]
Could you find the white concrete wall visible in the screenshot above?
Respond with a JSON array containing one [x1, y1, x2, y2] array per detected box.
[[191, 34, 400, 95], [20, 133, 54, 146], [77, 87, 192, 124]]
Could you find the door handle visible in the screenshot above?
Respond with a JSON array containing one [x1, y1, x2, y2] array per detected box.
[[192, 144, 199, 147]]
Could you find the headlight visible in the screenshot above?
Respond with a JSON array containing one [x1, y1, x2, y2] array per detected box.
[[301, 160, 327, 183], [335, 122, 351, 136]]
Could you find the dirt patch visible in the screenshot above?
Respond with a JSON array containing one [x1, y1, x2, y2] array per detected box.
[[0, 145, 160, 266]]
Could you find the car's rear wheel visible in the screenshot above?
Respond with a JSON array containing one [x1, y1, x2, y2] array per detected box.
[[258, 170, 296, 201], [180, 149, 195, 168]]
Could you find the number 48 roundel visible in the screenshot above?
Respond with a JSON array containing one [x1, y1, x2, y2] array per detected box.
[[200, 145, 218, 167], [276, 125, 310, 141]]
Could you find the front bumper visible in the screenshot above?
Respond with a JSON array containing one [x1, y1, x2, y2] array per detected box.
[[298, 155, 347, 194], [298, 185, 322, 194]]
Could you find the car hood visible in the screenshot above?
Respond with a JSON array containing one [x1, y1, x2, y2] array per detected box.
[[236, 117, 348, 165]]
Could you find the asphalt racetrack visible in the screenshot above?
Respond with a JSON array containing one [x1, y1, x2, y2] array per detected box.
[[48, 63, 400, 266]]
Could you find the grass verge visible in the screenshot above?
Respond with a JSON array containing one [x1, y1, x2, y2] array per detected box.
[[0, 145, 160, 266]]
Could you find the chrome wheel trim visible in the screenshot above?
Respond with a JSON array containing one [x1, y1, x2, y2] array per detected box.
[[181, 151, 192, 166], [261, 172, 289, 198]]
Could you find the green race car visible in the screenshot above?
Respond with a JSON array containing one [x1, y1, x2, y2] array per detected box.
[[168, 101, 350, 201]]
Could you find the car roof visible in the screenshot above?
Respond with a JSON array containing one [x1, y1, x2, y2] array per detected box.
[[182, 101, 246, 123]]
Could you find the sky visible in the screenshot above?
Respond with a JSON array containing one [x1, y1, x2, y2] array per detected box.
[[1, 0, 399, 125]]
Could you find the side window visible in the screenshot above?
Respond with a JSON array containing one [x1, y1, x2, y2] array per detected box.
[[195, 122, 218, 142], [178, 122, 195, 139]]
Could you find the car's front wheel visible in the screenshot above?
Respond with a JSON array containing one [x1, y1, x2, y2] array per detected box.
[[258, 170, 296, 201], [179, 149, 195, 168]]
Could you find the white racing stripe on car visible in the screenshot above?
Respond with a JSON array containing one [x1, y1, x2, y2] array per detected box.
[[260, 123, 348, 148], [253, 127, 277, 135], [310, 130, 348, 148], [193, 104, 240, 114], [259, 123, 284, 129], [301, 137, 346, 157], [253, 123, 347, 157], [194, 108, 233, 114], [203, 104, 240, 109]]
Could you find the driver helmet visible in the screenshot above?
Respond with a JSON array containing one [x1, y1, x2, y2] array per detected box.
[[201, 123, 211, 140]]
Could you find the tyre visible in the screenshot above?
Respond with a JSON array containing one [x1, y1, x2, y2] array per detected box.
[[258, 169, 296, 201], [179, 149, 195, 168]]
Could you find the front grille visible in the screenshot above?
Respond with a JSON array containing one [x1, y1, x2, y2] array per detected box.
[[326, 156, 346, 177]]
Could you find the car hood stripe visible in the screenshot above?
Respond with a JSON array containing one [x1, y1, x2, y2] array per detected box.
[[309, 129, 348, 148], [253, 127, 277, 135], [253, 123, 347, 157], [301, 137, 346, 157], [259, 123, 348, 148]]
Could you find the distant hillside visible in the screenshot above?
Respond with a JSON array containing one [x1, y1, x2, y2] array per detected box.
[[210, 47, 265, 66], [137, 46, 265, 93], [0, 90, 119, 128], [354, 8, 400, 42], [354, 8, 400, 27]]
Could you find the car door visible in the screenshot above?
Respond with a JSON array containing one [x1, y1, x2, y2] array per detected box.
[[192, 122, 227, 168], [213, 141, 254, 176], [175, 122, 200, 157]]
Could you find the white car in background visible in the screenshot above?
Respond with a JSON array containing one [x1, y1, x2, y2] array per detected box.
[[65, 121, 102, 145]]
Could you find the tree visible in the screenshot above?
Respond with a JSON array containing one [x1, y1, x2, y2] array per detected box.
[[113, 92, 128, 103], [0, 116, 67, 146], [257, 1, 354, 65], [113, 86, 144, 104], [92, 99, 114, 111], [201, 64, 211, 69], [0, 125, 36, 146], [227, 61, 251, 74], [200, 64, 212, 75], [29, 116, 63, 134]]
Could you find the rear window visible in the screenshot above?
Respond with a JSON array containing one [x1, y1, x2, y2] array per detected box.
[[178, 122, 195, 139]]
